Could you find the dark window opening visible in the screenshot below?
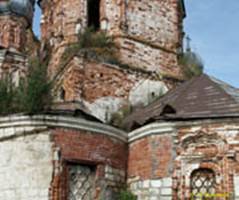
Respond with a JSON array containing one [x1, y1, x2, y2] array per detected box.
[[87, 0, 101, 30], [60, 88, 66, 101], [161, 104, 176, 116]]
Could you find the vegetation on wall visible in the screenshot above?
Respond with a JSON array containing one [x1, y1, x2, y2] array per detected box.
[[0, 76, 17, 115], [110, 104, 132, 128], [118, 190, 137, 200], [179, 50, 204, 79], [17, 59, 52, 113], [62, 27, 118, 66], [0, 58, 51, 115]]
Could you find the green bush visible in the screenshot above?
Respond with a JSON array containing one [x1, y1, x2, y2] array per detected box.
[[179, 51, 204, 79], [17, 58, 52, 113], [0, 76, 17, 115], [118, 190, 137, 200], [0, 58, 51, 115]]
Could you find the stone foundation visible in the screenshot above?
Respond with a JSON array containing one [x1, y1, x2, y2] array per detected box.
[[128, 178, 173, 200]]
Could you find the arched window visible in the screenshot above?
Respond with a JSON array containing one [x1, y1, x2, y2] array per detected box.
[[190, 168, 216, 199]]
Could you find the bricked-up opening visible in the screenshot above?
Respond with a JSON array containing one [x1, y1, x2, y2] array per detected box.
[[87, 0, 101, 30]]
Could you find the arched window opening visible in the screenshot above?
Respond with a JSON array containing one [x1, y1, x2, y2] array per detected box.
[[190, 168, 216, 199], [87, 0, 101, 30]]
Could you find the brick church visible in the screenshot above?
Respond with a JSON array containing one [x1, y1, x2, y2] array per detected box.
[[0, 0, 239, 199]]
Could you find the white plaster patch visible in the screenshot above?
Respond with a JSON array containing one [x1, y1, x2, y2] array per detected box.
[[83, 97, 126, 122], [234, 176, 239, 198], [129, 79, 168, 106], [0, 132, 53, 200]]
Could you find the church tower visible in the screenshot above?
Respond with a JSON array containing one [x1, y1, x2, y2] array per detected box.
[[38, 0, 186, 122], [0, 0, 36, 82]]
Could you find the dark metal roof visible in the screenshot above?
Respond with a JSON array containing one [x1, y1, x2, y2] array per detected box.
[[0, 0, 35, 24], [124, 74, 239, 130]]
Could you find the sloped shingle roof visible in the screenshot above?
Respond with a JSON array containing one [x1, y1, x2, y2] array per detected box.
[[124, 74, 239, 130]]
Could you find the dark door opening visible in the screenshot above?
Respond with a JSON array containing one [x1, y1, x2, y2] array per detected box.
[[87, 0, 101, 30]]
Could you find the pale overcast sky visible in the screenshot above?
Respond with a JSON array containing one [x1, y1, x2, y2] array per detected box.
[[33, 0, 239, 87]]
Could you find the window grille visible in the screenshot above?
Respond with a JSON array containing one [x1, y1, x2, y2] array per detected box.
[[190, 169, 216, 199], [68, 165, 95, 200]]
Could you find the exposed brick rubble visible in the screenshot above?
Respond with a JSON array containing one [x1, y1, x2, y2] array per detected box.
[[38, 0, 185, 123], [52, 56, 173, 122]]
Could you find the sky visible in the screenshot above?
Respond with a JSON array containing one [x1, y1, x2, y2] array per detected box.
[[184, 0, 239, 87], [33, 0, 239, 87]]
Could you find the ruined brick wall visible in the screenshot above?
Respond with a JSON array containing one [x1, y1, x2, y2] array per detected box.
[[128, 133, 176, 199], [39, 0, 185, 79], [50, 128, 127, 200], [128, 135, 175, 179], [124, 0, 181, 48], [40, 0, 87, 45], [53, 57, 170, 122], [0, 16, 28, 52], [115, 0, 184, 74], [116, 37, 180, 75], [173, 120, 239, 199]]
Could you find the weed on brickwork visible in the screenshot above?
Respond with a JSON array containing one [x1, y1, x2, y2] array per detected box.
[[61, 27, 118, 66]]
